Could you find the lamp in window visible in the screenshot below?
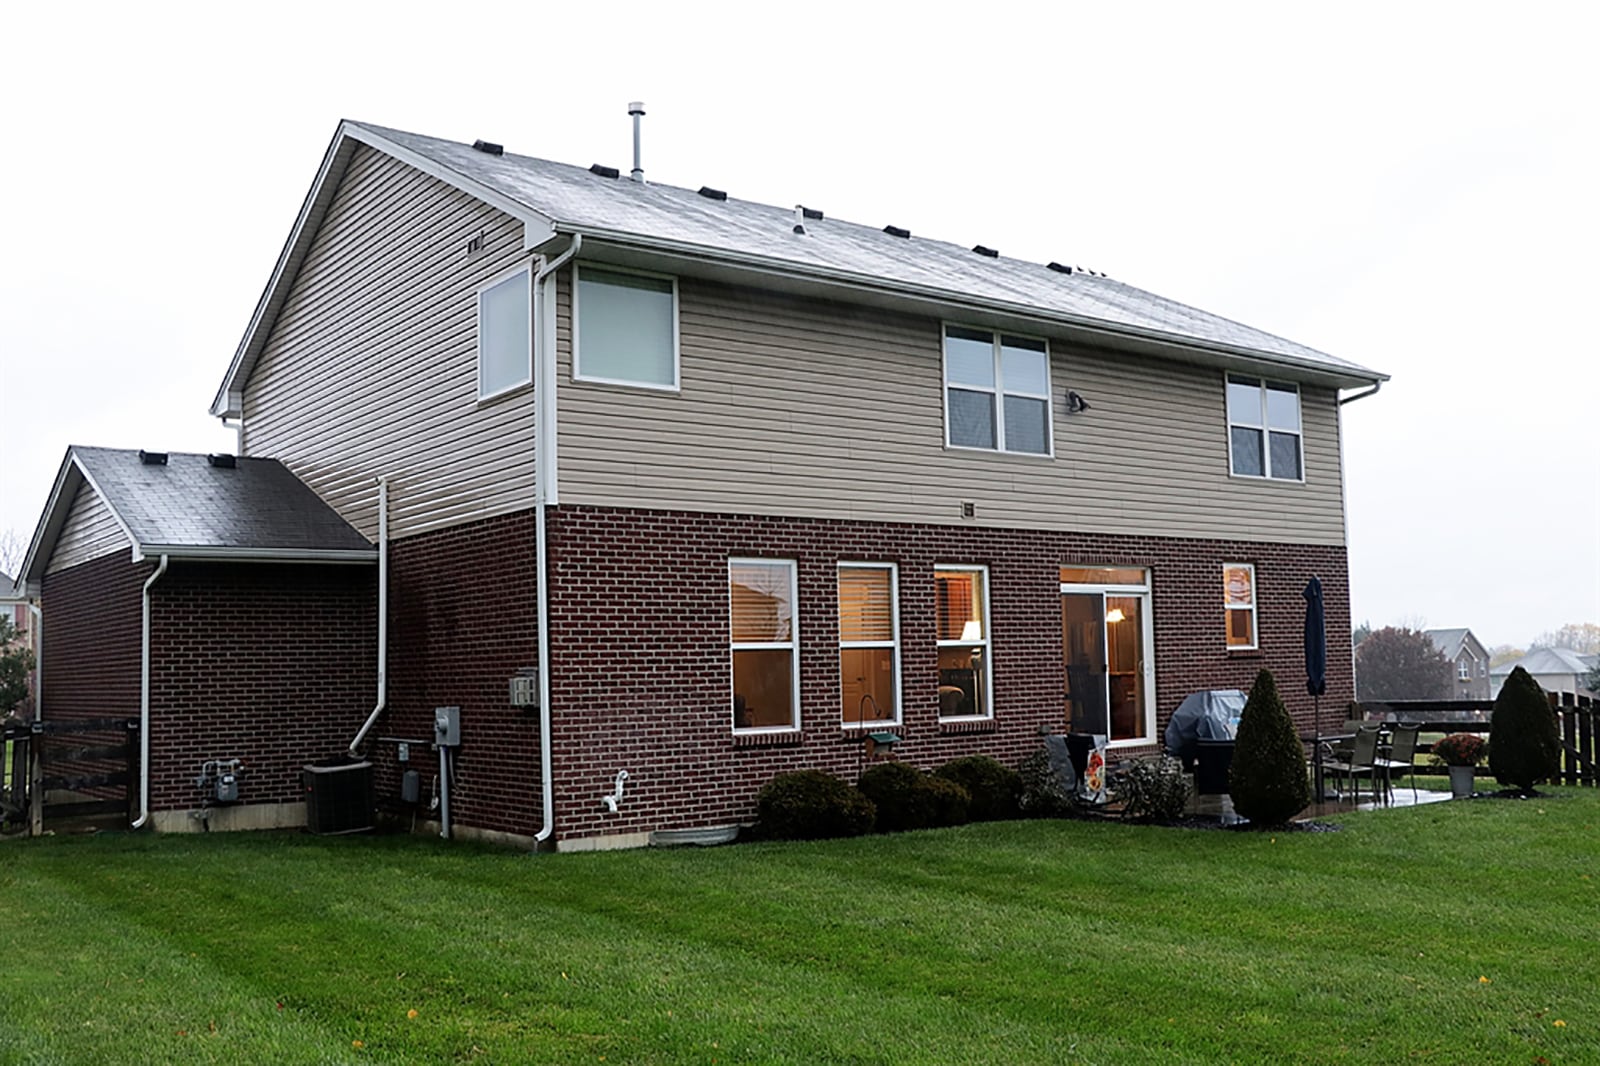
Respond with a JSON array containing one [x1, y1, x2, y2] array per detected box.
[[1105, 607, 1125, 624], [960, 620, 982, 642]]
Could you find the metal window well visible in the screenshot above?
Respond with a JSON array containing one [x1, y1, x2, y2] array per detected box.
[[303, 759, 375, 835]]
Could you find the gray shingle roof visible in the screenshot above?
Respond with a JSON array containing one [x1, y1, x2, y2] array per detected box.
[[1491, 647, 1595, 677], [360, 122, 1380, 381], [72, 447, 372, 555], [1424, 628, 1471, 660]]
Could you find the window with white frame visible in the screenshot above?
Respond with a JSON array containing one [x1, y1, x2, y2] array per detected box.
[[1227, 375, 1302, 480], [478, 266, 531, 399], [1223, 563, 1257, 650], [943, 327, 1052, 455], [574, 265, 679, 390], [730, 559, 799, 731], [839, 564, 900, 726], [1458, 658, 1472, 681], [935, 566, 991, 718]]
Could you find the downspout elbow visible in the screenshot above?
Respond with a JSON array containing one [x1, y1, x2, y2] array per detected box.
[[1338, 380, 1382, 405]]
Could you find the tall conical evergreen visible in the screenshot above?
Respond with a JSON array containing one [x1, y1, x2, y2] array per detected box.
[[1228, 669, 1311, 824], [1489, 666, 1560, 794]]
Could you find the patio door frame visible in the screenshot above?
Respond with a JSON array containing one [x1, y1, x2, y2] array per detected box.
[[1060, 569, 1156, 748]]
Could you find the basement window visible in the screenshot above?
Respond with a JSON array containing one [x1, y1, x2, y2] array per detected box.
[[478, 265, 531, 399], [574, 266, 679, 390]]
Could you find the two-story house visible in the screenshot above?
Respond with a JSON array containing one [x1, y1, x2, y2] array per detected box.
[[21, 119, 1385, 847], [1423, 628, 1493, 700]]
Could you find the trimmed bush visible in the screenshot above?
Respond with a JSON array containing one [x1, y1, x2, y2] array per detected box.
[[857, 762, 970, 832], [934, 755, 1023, 821], [1117, 754, 1191, 822], [755, 770, 876, 840], [1489, 666, 1560, 794], [1018, 747, 1075, 817], [1228, 669, 1311, 825]]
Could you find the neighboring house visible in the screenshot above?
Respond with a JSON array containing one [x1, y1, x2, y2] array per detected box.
[[24, 119, 1386, 847], [1492, 647, 1599, 701], [1424, 628, 1492, 700], [1, 568, 37, 717], [15, 448, 376, 830]]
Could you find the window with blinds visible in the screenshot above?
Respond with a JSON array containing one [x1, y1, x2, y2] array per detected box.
[[839, 564, 899, 725], [730, 559, 799, 731]]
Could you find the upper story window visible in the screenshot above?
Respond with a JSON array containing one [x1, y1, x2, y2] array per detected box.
[[839, 564, 900, 727], [478, 265, 531, 399], [1227, 375, 1302, 480], [1458, 658, 1472, 681], [730, 559, 799, 732], [574, 265, 679, 390], [943, 326, 1052, 456]]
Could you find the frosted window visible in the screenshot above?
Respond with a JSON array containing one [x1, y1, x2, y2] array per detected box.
[[576, 268, 677, 388], [479, 269, 530, 397]]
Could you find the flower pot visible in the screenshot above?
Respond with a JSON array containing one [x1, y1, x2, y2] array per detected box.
[[1448, 764, 1475, 799]]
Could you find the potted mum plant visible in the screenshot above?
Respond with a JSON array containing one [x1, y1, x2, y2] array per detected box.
[[1432, 733, 1486, 799]]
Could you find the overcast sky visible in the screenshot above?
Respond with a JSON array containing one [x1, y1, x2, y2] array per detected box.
[[1, 1, 1595, 649]]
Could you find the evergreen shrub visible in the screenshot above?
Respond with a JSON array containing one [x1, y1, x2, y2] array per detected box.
[[1117, 754, 1191, 822], [934, 755, 1022, 821], [1227, 669, 1311, 825], [1018, 747, 1075, 817], [857, 762, 970, 832], [755, 770, 876, 840], [1488, 666, 1560, 794]]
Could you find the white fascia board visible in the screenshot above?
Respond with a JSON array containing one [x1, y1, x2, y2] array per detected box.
[[210, 121, 558, 418], [132, 545, 378, 565], [562, 226, 1388, 390]]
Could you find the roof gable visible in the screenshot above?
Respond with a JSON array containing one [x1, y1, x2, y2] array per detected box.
[[214, 119, 1386, 416], [19, 447, 374, 590]]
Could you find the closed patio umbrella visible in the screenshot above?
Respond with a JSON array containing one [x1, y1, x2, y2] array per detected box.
[[1304, 576, 1331, 800]]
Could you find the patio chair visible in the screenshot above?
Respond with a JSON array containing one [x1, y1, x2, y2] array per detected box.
[[1376, 724, 1421, 803], [1323, 725, 1382, 805]]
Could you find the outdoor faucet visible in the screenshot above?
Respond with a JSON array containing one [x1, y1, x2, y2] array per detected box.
[[600, 769, 630, 813]]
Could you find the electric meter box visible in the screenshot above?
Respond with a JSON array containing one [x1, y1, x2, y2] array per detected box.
[[434, 706, 461, 747]]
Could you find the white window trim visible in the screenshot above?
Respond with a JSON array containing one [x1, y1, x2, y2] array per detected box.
[[1225, 374, 1305, 483], [941, 324, 1055, 458], [477, 263, 532, 401], [935, 563, 993, 721], [838, 562, 901, 727], [729, 557, 800, 734], [1458, 657, 1473, 681], [1059, 567, 1157, 749], [571, 263, 682, 392], [1223, 562, 1259, 651]]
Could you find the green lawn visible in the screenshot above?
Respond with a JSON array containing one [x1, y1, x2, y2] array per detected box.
[[2, 793, 1596, 1064]]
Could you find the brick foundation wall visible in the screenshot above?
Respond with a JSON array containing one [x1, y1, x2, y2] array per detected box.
[[541, 505, 1353, 842], [149, 562, 376, 811], [379, 509, 541, 836], [39, 551, 151, 723]]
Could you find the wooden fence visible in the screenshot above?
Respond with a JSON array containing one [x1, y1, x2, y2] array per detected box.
[[1, 717, 140, 834], [1357, 692, 1597, 787]]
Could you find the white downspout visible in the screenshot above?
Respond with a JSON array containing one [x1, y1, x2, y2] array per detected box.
[[347, 477, 389, 757], [25, 603, 41, 721], [132, 554, 169, 829], [532, 234, 580, 848]]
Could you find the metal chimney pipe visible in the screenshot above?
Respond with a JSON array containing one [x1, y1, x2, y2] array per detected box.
[[628, 101, 646, 183]]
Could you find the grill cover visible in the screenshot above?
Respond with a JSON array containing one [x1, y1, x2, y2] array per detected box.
[[1164, 689, 1246, 762]]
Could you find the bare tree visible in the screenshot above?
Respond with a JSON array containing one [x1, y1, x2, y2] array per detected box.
[[0, 528, 22, 579], [1530, 623, 1600, 656]]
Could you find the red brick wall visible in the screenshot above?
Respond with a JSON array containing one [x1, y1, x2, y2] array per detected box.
[[40, 551, 150, 722], [365, 504, 1352, 843], [149, 562, 376, 811], [541, 505, 1353, 841], [379, 509, 542, 836]]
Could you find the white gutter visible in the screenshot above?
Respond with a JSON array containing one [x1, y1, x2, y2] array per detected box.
[[131, 545, 376, 564], [132, 554, 169, 829], [347, 477, 389, 757], [532, 234, 581, 848], [1337, 381, 1382, 405]]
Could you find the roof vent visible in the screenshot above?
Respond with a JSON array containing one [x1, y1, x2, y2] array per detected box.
[[883, 225, 911, 239], [472, 139, 504, 157], [698, 186, 728, 201], [590, 164, 620, 179], [801, 206, 824, 221], [139, 450, 168, 466], [207, 453, 237, 469], [793, 205, 806, 235], [972, 245, 999, 258], [629, 101, 646, 183], [1047, 261, 1074, 275]]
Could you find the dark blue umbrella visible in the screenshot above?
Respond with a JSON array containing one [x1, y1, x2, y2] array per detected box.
[[1303, 577, 1327, 698]]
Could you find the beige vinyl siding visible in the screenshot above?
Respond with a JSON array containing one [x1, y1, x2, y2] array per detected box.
[[48, 483, 128, 574], [557, 275, 1348, 546], [241, 146, 535, 540]]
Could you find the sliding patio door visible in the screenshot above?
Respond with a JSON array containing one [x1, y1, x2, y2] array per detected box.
[[1061, 568, 1155, 745]]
